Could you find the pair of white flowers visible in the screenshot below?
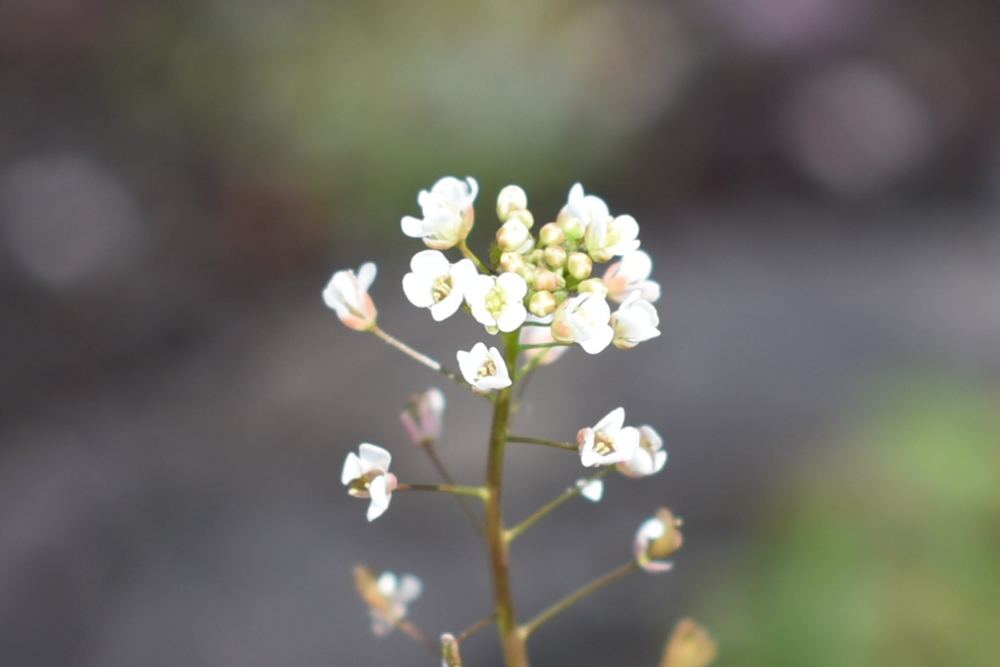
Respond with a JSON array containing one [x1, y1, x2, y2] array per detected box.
[[577, 407, 667, 477], [403, 250, 528, 333]]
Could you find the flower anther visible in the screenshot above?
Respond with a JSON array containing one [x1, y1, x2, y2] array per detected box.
[[618, 425, 667, 478], [611, 292, 661, 349], [401, 176, 478, 249], [551, 292, 614, 354], [456, 342, 512, 393], [342, 443, 398, 521], [402, 250, 477, 321], [322, 262, 378, 331], [466, 272, 528, 333], [602, 250, 661, 303], [577, 407, 640, 467]]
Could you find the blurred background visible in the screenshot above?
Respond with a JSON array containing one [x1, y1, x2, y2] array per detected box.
[[1, 0, 999, 665]]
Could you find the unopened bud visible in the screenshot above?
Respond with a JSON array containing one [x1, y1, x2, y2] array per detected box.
[[496, 185, 527, 222], [496, 220, 532, 253], [499, 251, 526, 274], [560, 215, 585, 241], [634, 508, 684, 572], [539, 222, 565, 247], [566, 252, 593, 280], [544, 245, 567, 268], [509, 208, 534, 229], [441, 633, 464, 667], [534, 269, 562, 292], [577, 278, 608, 298], [529, 290, 557, 317], [660, 619, 718, 667]]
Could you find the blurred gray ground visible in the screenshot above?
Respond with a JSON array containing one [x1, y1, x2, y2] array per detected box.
[[3, 197, 1000, 667]]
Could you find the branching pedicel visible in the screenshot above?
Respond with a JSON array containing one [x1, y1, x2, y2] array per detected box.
[[325, 178, 717, 667]]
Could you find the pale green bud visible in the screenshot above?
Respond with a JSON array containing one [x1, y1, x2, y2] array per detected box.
[[534, 269, 562, 292], [544, 245, 567, 268], [496, 220, 532, 253], [499, 251, 526, 274], [529, 290, 557, 317], [496, 185, 527, 222], [539, 222, 565, 247], [566, 252, 593, 280], [660, 619, 717, 667], [577, 277, 608, 297], [441, 633, 463, 667], [559, 215, 585, 241], [510, 208, 534, 229]]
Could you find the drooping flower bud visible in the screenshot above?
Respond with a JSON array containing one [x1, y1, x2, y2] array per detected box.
[[323, 263, 378, 331], [400, 388, 445, 447], [634, 508, 683, 572]]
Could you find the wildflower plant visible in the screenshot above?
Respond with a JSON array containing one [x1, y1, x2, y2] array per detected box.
[[326, 177, 713, 667]]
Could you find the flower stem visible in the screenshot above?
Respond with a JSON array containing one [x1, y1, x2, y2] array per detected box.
[[423, 443, 486, 534], [370, 326, 466, 387], [505, 468, 613, 543], [395, 483, 488, 500], [458, 241, 492, 275], [486, 331, 530, 667], [519, 560, 640, 639], [457, 613, 497, 644], [506, 435, 578, 452], [397, 618, 439, 654]]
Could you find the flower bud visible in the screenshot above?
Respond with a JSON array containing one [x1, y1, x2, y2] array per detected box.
[[544, 245, 567, 268], [566, 252, 593, 280], [400, 388, 445, 447], [441, 633, 464, 667], [538, 222, 565, 247], [533, 269, 562, 292], [559, 215, 585, 241], [659, 619, 718, 667], [529, 290, 557, 317], [526, 248, 545, 266], [496, 185, 527, 222], [577, 278, 609, 298], [496, 220, 533, 253], [634, 508, 683, 572], [323, 263, 379, 331], [509, 208, 534, 229], [499, 251, 526, 275]]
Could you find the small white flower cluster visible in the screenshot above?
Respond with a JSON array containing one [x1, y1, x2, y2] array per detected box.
[[577, 407, 667, 476], [400, 177, 661, 368]]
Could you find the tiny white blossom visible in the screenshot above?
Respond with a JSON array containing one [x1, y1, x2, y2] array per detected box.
[[519, 320, 569, 366], [618, 425, 667, 478], [561, 183, 611, 231], [577, 407, 640, 467], [401, 176, 478, 249], [466, 272, 529, 333], [342, 443, 397, 521], [400, 387, 445, 447], [402, 250, 477, 321], [602, 250, 661, 303], [551, 292, 614, 355], [611, 292, 660, 349], [576, 478, 604, 502], [322, 262, 378, 331], [585, 213, 640, 263], [496, 184, 528, 222], [633, 509, 682, 573], [370, 571, 423, 636], [456, 342, 512, 393]]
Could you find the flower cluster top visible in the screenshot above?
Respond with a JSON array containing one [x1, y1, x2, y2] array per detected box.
[[400, 177, 660, 359]]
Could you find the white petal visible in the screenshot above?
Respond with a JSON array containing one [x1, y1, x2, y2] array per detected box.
[[402, 215, 427, 237], [578, 478, 604, 502], [357, 262, 377, 292], [579, 325, 614, 354], [359, 443, 391, 473], [377, 572, 398, 597], [410, 249, 450, 275], [402, 272, 435, 308], [341, 452, 364, 485], [397, 574, 423, 603], [595, 407, 626, 434], [367, 477, 390, 521]]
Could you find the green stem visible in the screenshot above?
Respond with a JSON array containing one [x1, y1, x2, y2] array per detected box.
[[519, 342, 568, 350], [506, 435, 578, 452], [457, 613, 497, 644], [423, 443, 486, 534], [458, 241, 492, 274], [486, 331, 530, 667], [519, 561, 640, 639], [395, 483, 488, 500], [371, 326, 467, 387], [505, 468, 613, 543]]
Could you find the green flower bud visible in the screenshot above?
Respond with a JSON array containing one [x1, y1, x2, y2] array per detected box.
[[577, 278, 608, 298], [529, 290, 557, 317], [559, 215, 585, 241], [496, 220, 532, 253], [544, 245, 567, 268], [566, 252, 593, 280], [496, 185, 527, 222], [538, 222, 565, 247]]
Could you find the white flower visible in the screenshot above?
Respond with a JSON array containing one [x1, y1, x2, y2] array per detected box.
[[322, 262, 378, 331], [585, 213, 640, 263], [618, 425, 667, 478], [550, 292, 614, 355], [633, 509, 683, 573], [519, 321, 569, 366], [370, 571, 423, 636], [576, 407, 640, 467], [400, 387, 445, 447], [402, 250, 477, 321], [611, 292, 660, 349], [602, 250, 661, 303], [561, 182, 611, 231], [465, 272, 528, 333], [576, 478, 604, 502], [496, 184, 528, 222], [342, 443, 397, 521], [456, 343, 512, 394], [401, 176, 478, 250]]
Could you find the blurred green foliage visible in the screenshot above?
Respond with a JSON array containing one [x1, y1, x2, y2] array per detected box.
[[708, 379, 1000, 667]]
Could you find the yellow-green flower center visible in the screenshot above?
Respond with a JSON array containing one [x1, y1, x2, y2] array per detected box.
[[432, 275, 453, 303]]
